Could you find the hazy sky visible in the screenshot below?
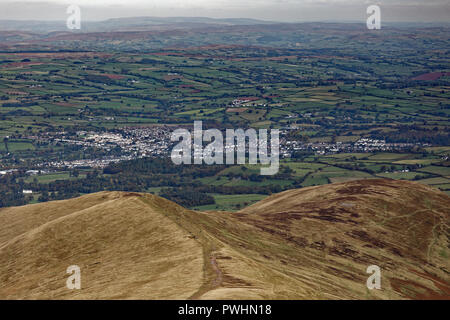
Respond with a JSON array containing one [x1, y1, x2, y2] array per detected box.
[[1, 0, 449, 22]]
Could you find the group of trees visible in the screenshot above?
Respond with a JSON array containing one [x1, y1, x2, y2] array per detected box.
[[0, 173, 30, 207], [0, 156, 297, 208], [159, 188, 215, 207]]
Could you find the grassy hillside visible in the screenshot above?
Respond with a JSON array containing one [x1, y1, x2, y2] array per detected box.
[[0, 179, 448, 299], [0, 192, 204, 299]]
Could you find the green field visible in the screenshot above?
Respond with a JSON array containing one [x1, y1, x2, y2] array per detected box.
[[193, 194, 267, 211]]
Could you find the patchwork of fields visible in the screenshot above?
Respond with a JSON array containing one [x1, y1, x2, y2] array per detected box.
[[0, 22, 448, 209]]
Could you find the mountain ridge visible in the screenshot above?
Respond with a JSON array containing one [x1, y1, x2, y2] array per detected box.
[[0, 16, 276, 33], [0, 179, 449, 300]]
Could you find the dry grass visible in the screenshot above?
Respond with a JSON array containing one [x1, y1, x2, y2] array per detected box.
[[0, 180, 449, 300], [0, 192, 203, 299]]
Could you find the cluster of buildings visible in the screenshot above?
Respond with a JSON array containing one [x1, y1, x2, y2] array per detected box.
[[30, 126, 173, 169], [3, 126, 426, 173], [231, 97, 267, 107], [0, 169, 18, 175], [58, 126, 172, 157], [45, 156, 136, 169], [282, 138, 420, 156]]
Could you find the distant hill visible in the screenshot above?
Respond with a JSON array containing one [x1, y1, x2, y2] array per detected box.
[[1, 20, 448, 52], [0, 179, 448, 299], [0, 16, 275, 33]]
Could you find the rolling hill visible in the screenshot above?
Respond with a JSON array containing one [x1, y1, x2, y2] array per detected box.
[[0, 17, 275, 33], [0, 179, 448, 300]]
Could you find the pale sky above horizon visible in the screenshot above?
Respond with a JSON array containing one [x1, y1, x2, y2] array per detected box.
[[0, 0, 449, 22]]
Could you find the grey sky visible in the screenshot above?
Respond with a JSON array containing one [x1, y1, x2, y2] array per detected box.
[[1, 0, 449, 22]]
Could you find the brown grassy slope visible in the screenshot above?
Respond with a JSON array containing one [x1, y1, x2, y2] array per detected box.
[[0, 179, 448, 300], [0, 192, 204, 299], [233, 179, 450, 299]]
